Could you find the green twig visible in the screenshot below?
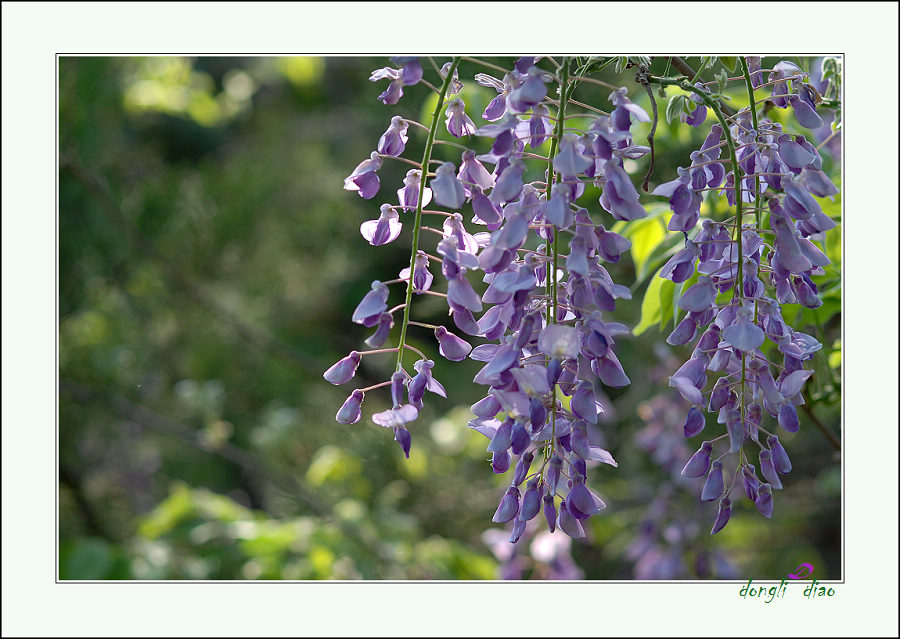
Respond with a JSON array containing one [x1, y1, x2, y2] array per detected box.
[[396, 57, 461, 373]]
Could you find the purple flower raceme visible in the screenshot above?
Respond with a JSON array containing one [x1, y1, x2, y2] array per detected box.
[[329, 56, 838, 547], [651, 58, 838, 535]]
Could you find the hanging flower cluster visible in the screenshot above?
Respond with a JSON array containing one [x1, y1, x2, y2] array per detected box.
[[652, 58, 837, 534], [327, 55, 840, 545]]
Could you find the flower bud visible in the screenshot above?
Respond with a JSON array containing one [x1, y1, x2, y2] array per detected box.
[[759, 449, 783, 489], [682, 441, 713, 478], [335, 389, 364, 424], [323, 351, 361, 385], [519, 479, 541, 522], [755, 483, 774, 518], [710, 496, 732, 535], [683, 406, 705, 438], [512, 451, 533, 485], [543, 494, 557, 533], [701, 460, 725, 502], [492, 486, 520, 523], [767, 435, 792, 474]]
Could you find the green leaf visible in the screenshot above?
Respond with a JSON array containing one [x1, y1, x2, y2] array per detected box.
[[658, 276, 675, 332], [634, 268, 666, 336], [826, 222, 841, 267], [665, 95, 685, 124], [627, 216, 666, 282], [720, 57, 738, 73]]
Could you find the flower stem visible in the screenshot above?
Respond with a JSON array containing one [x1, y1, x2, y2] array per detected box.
[[395, 57, 461, 373]]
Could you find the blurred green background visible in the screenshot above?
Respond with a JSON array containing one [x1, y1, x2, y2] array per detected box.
[[58, 56, 841, 580]]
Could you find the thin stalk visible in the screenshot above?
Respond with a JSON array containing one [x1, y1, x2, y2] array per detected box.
[[395, 57, 461, 373], [740, 57, 762, 230]]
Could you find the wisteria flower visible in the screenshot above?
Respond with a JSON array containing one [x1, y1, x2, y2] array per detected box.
[[396, 169, 432, 211], [399, 251, 434, 294], [377, 115, 409, 157], [369, 67, 404, 105], [431, 162, 467, 209], [445, 98, 477, 138], [360, 204, 402, 246], [343, 151, 382, 199], [352, 280, 389, 326]]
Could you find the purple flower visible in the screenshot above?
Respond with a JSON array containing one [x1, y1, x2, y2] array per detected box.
[[389, 371, 406, 408], [457, 150, 494, 196], [440, 61, 463, 95], [667, 317, 698, 346], [434, 325, 472, 361], [377, 115, 409, 157], [369, 67, 403, 105], [393, 426, 412, 459], [490, 159, 526, 205], [755, 484, 774, 518], [553, 133, 593, 177], [538, 324, 581, 359], [343, 151, 382, 199], [487, 419, 513, 453], [653, 169, 701, 232], [431, 162, 467, 209], [391, 56, 422, 86], [507, 66, 547, 113], [492, 486, 521, 523], [352, 280, 389, 327], [407, 358, 446, 406], [512, 449, 533, 483], [335, 389, 364, 424], [778, 403, 800, 433], [470, 186, 503, 229], [360, 204, 402, 246], [682, 441, 712, 478], [710, 496, 732, 535], [399, 251, 434, 295], [541, 184, 573, 229], [445, 98, 477, 138], [769, 61, 802, 109], [759, 449, 783, 490], [396, 169, 432, 211], [701, 460, 725, 501], [683, 406, 705, 438], [323, 351, 361, 385], [519, 479, 541, 521], [492, 449, 511, 474], [678, 276, 717, 313], [364, 312, 394, 348], [609, 87, 650, 132], [543, 494, 557, 533], [599, 160, 647, 221], [682, 86, 708, 127], [530, 103, 552, 147], [567, 477, 605, 519], [595, 225, 631, 263], [722, 307, 765, 352], [659, 241, 700, 283], [790, 93, 824, 130], [557, 500, 586, 539], [510, 365, 551, 396], [767, 435, 792, 473], [742, 464, 760, 502], [746, 57, 764, 88], [372, 403, 418, 429]]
